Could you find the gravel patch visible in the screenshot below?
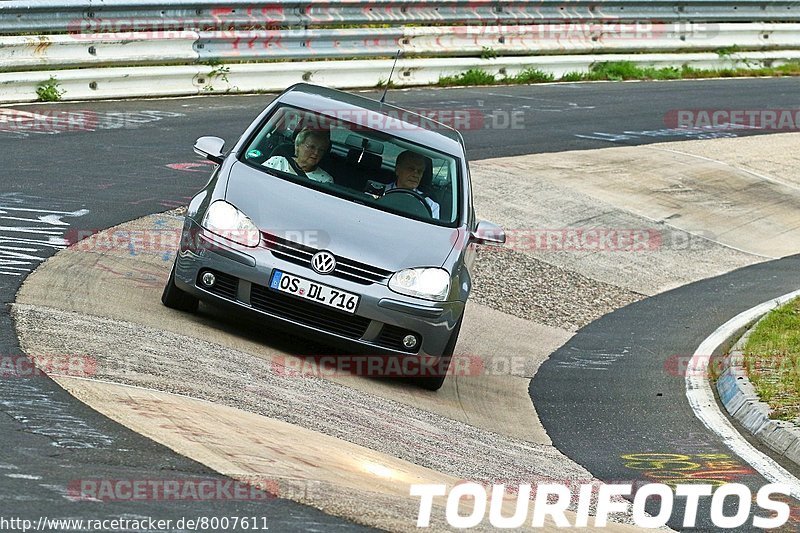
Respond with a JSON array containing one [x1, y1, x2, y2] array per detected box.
[[162, 206, 188, 217], [13, 303, 644, 527], [472, 247, 644, 331]]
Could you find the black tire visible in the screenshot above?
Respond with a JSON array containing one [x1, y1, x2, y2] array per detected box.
[[416, 315, 463, 391], [161, 261, 199, 312]]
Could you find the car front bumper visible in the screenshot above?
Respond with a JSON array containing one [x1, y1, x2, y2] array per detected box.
[[174, 219, 465, 361]]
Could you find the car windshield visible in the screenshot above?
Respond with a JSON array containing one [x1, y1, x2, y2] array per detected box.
[[240, 104, 461, 225]]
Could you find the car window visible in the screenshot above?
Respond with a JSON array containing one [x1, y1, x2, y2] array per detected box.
[[240, 104, 460, 226]]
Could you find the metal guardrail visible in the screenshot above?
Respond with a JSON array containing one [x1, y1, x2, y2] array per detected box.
[[195, 23, 800, 61], [2, 23, 800, 71], [2, 1, 800, 35], [3, 50, 798, 104], [1, 1, 800, 102], [0, 34, 199, 70]]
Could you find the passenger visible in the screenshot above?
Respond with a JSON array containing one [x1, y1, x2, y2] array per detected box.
[[386, 150, 440, 219], [263, 128, 333, 184]]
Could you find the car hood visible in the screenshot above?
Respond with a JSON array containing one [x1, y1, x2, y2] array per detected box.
[[225, 161, 458, 271]]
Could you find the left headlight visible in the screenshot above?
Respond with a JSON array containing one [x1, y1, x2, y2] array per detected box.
[[201, 200, 261, 248], [389, 267, 450, 302]]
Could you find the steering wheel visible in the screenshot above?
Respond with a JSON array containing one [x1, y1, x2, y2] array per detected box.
[[383, 188, 433, 217]]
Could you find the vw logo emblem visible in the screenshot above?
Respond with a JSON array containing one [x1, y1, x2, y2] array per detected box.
[[311, 251, 336, 274]]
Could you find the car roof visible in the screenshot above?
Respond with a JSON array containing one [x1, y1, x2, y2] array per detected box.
[[275, 83, 466, 156]]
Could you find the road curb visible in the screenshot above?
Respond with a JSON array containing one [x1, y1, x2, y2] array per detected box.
[[716, 312, 800, 468], [686, 289, 800, 497]]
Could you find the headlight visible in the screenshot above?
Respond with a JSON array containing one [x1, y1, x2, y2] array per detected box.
[[389, 268, 450, 301], [201, 200, 260, 247]]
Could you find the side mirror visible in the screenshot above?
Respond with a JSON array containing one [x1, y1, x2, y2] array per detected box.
[[470, 220, 505, 245], [193, 136, 225, 164]]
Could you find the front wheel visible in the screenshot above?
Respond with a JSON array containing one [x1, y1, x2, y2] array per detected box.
[[416, 315, 463, 391], [161, 260, 199, 312]]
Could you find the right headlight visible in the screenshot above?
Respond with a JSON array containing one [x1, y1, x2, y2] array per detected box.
[[201, 200, 260, 247], [389, 267, 450, 302]]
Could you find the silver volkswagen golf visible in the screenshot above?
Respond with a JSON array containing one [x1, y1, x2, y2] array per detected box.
[[162, 83, 504, 390]]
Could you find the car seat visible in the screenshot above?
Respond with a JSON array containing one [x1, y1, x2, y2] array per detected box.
[[265, 142, 336, 181], [419, 158, 453, 222], [267, 142, 296, 161], [345, 148, 393, 190]]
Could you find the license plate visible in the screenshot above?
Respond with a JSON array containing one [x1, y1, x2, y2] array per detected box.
[[269, 270, 360, 314]]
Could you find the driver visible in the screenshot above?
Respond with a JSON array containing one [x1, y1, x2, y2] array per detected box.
[[263, 128, 334, 184], [386, 150, 440, 219]]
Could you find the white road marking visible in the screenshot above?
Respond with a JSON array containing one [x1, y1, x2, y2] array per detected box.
[[686, 289, 800, 498], [0, 203, 88, 277], [6, 473, 42, 480], [0, 381, 116, 448], [475, 90, 596, 110], [0, 110, 184, 138], [1, 236, 69, 247], [0, 226, 63, 234], [2, 215, 69, 226], [576, 127, 738, 142], [556, 347, 630, 370], [0, 207, 89, 216]]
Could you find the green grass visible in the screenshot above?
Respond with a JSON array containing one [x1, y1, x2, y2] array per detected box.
[[36, 76, 64, 102], [585, 61, 685, 81], [375, 77, 397, 89], [716, 45, 742, 58], [437, 68, 498, 87], [560, 71, 586, 82], [480, 46, 498, 60], [432, 60, 800, 88], [508, 67, 554, 83], [436, 67, 553, 87], [743, 297, 800, 421]]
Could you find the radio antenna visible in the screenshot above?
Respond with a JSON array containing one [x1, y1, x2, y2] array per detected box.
[[379, 50, 401, 105]]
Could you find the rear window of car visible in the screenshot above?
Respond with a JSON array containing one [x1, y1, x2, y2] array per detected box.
[[239, 104, 461, 226]]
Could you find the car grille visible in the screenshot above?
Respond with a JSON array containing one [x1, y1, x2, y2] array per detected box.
[[261, 232, 392, 285], [375, 324, 420, 353], [198, 270, 239, 300], [250, 283, 371, 340]]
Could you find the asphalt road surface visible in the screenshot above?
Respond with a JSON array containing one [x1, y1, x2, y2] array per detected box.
[[1, 77, 799, 530], [532, 255, 800, 531]]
